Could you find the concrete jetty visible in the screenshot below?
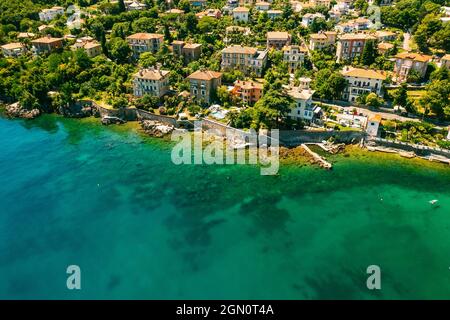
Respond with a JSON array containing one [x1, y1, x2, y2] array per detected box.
[[301, 144, 332, 169]]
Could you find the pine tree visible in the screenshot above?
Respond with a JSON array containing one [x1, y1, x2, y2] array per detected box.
[[360, 40, 378, 66]]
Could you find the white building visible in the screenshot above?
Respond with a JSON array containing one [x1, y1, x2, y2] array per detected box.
[[282, 45, 306, 74], [341, 67, 387, 102], [221, 45, 268, 77], [133, 67, 170, 98], [232, 7, 250, 22], [366, 114, 381, 137], [126, 33, 164, 57], [267, 10, 283, 19], [309, 31, 337, 51], [301, 13, 325, 27], [298, 77, 312, 90], [39, 6, 65, 22], [1, 43, 26, 57], [255, 1, 271, 10], [286, 86, 315, 121]]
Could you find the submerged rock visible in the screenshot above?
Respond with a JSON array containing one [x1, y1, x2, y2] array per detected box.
[[5, 102, 40, 119]]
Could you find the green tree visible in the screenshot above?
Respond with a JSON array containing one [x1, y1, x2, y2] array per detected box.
[[420, 79, 450, 119], [393, 83, 408, 107], [312, 69, 347, 100], [109, 38, 131, 63], [253, 89, 294, 129], [135, 94, 159, 111], [365, 92, 384, 108], [360, 39, 378, 66]]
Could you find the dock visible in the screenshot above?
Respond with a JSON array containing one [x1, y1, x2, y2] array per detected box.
[[301, 144, 332, 169]]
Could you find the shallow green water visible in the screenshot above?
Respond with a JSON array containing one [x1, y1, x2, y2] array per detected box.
[[0, 114, 449, 299]]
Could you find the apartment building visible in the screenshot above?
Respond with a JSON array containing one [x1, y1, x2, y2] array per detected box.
[[196, 8, 222, 19], [341, 66, 387, 102], [374, 30, 397, 42], [72, 38, 102, 57], [39, 6, 65, 22], [126, 33, 164, 57], [267, 32, 291, 49], [1, 43, 26, 57], [301, 13, 325, 27], [31, 36, 63, 54], [133, 67, 170, 98], [309, 31, 337, 50], [233, 7, 250, 22], [286, 86, 315, 121], [267, 10, 283, 19], [231, 80, 264, 104], [221, 45, 268, 77], [393, 52, 432, 82], [336, 33, 376, 62], [255, 2, 271, 10], [282, 45, 307, 73], [187, 70, 223, 104], [171, 41, 202, 63]]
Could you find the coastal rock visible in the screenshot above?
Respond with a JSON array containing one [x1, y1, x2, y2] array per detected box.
[[101, 116, 125, 125], [140, 120, 174, 137], [57, 102, 97, 118], [5, 102, 40, 119]]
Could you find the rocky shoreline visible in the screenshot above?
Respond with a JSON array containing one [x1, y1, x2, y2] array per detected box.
[[4, 102, 40, 119], [139, 119, 174, 138]]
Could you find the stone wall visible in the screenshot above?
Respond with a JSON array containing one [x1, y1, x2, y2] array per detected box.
[[279, 130, 365, 146], [201, 118, 279, 146], [370, 137, 450, 158], [95, 103, 137, 121], [136, 109, 178, 127]]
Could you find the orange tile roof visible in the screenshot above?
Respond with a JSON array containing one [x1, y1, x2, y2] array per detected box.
[[31, 37, 63, 44], [233, 7, 249, 12], [183, 43, 202, 49], [282, 44, 307, 52], [222, 45, 257, 55], [135, 68, 170, 80], [310, 33, 328, 40], [126, 33, 164, 40], [338, 33, 376, 41], [267, 31, 290, 40], [378, 42, 394, 50], [1, 42, 24, 50], [341, 67, 388, 80], [394, 52, 432, 63], [234, 80, 264, 90], [370, 114, 382, 122], [187, 70, 222, 81]]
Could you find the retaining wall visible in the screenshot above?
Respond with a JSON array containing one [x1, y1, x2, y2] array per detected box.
[[279, 130, 365, 146], [370, 137, 450, 158]]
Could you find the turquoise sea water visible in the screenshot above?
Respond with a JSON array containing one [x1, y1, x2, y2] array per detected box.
[[0, 114, 450, 299]]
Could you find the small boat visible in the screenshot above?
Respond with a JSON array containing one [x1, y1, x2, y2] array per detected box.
[[429, 200, 439, 205]]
